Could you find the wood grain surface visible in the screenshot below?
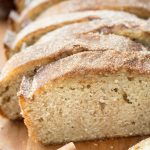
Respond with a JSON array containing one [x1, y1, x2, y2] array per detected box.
[[0, 21, 149, 150]]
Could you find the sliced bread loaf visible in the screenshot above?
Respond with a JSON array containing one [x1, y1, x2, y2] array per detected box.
[[4, 11, 150, 58], [39, 0, 150, 19], [0, 32, 147, 120], [19, 50, 150, 144]]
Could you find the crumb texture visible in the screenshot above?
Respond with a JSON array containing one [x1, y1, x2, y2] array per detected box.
[[21, 72, 150, 144]]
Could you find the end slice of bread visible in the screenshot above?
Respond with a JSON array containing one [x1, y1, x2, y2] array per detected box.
[[19, 50, 150, 144]]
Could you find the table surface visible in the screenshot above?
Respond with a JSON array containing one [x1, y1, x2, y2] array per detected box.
[[0, 21, 148, 150]]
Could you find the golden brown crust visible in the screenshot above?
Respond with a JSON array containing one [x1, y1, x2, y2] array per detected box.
[[0, 33, 147, 83], [39, 0, 150, 19], [14, 10, 144, 49], [11, 0, 64, 32], [37, 19, 150, 45], [5, 11, 150, 58], [19, 50, 150, 100]]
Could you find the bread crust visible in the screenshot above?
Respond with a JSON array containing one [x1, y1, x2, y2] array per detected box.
[[19, 50, 150, 99], [37, 19, 150, 46], [39, 0, 150, 19], [5, 11, 150, 58]]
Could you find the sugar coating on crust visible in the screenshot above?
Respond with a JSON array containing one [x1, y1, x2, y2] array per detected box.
[[12, 10, 148, 50], [6, 11, 150, 58], [36, 19, 150, 47], [0, 33, 148, 82]]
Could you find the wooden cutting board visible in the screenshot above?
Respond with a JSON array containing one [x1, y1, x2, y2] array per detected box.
[[0, 21, 148, 150]]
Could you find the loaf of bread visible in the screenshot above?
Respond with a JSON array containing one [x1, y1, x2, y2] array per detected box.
[[19, 50, 150, 144], [10, 0, 150, 32], [0, 30, 147, 119], [1, 0, 150, 146], [129, 138, 150, 150], [5, 10, 150, 58]]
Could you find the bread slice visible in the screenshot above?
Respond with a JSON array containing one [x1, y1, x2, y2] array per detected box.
[[39, 0, 150, 19], [19, 50, 150, 144], [10, 0, 65, 32], [0, 32, 147, 120], [4, 11, 150, 58], [129, 138, 150, 150]]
